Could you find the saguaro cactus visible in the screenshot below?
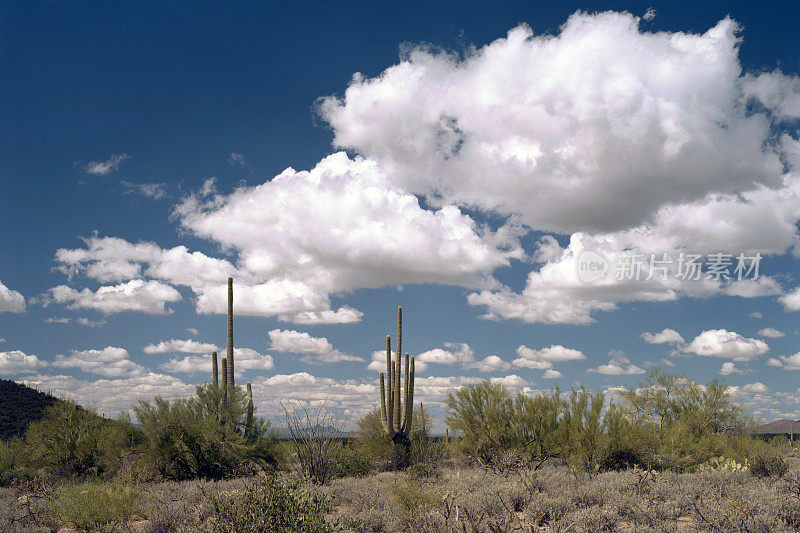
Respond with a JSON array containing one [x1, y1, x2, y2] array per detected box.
[[226, 277, 235, 399], [379, 306, 415, 445], [245, 382, 254, 438], [211, 350, 219, 387]]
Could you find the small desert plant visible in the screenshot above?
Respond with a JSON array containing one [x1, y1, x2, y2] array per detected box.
[[750, 453, 788, 478], [281, 402, 345, 485], [209, 475, 336, 532], [47, 480, 137, 531], [698, 455, 749, 473]]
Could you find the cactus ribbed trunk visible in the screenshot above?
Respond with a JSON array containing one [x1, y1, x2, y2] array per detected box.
[[226, 277, 234, 400], [393, 307, 402, 433], [221, 357, 228, 400], [211, 351, 218, 387], [245, 382, 254, 438]]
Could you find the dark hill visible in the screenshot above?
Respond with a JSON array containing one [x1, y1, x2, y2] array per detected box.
[[0, 379, 61, 440]]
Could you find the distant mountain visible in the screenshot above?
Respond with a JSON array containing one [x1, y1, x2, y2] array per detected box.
[[753, 418, 800, 434], [0, 379, 61, 440]]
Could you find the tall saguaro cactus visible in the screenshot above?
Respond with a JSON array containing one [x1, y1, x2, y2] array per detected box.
[[226, 276, 235, 399], [379, 306, 415, 445]]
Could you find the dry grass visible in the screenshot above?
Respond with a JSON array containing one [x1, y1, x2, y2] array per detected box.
[[3, 459, 800, 532]]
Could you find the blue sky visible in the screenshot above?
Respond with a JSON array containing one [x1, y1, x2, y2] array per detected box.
[[2, 1, 800, 428]]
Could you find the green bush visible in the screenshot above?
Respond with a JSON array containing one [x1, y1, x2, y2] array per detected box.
[[47, 480, 138, 531], [209, 476, 336, 532], [337, 444, 373, 478], [134, 384, 278, 480], [22, 401, 141, 479], [750, 453, 788, 478]]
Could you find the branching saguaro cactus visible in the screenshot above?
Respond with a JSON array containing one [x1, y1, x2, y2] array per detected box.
[[379, 306, 415, 467]]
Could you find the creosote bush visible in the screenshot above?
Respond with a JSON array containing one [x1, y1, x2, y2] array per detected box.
[[209, 475, 336, 533]]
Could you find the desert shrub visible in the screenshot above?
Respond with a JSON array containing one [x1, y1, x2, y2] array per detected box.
[[281, 402, 345, 484], [751, 453, 788, 478], [337, 443, 373, 478], [445, 381, 562, 471], [387, 476, 439, 523], [134, 385, 277, 481], [47, 480, 137, 531], [209, 475, 336, 532], [23, 401, 140, 479], [558, 387, 608, 476]]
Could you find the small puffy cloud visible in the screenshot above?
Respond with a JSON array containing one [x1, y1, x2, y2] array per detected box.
[[780, 287, 800, 311], [490, 375, 529, 388], [590, 352, 645, 375], [720, 362, 743, 375], [84, 153, 129, 175], [160, 347, 273, 376], [52, 346, 146, 378], [43, 279, 182, 315], [228, 152, 246, 165], [187, 328, 199, 336], [742, 382, 768, 393], [76, 317, 107, 327], [513, 344, 585, 370], [543, 369, 563, 379], [121, 181, 167, 200], [641, 328, 685, 345], [0, 281, 26, 313], [45, 317, 71, 324], [267, 329, 361, 363], [0, 350, 47, 374], [757, 327, 785, 338], [771, 352, 800, 370], [464, 355, 511, 372], [684, 329, 769, 361], [417, 343, 475, 365], [749, 311, 763, 319], [144, 339, 218, 354]]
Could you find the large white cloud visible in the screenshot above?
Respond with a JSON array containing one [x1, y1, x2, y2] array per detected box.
[[52, 153, 520, 324], [417, 343, 475, 365], [160, 347, 274, 376], [17, 372, 195, 417], [0, 281, 26, 313], [268, 329, 361, 363], [52, 346, 146, 378], [320, 13, 787, 234], [683, 329, 769, 361], [0, 350, 47, 374], [44, 279, 182, 315]]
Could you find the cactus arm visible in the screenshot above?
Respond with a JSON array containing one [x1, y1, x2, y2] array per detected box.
[[221, 357, 228, 400], [379, 371, 389, 433], [245, 382, 254, 438], [402, 351, 410, 429], [385, 335, 394, 435], [393, 307, 402, 433], [211, 351, 218, 387], [226, 277, 235, 398], [403, 356, 415, 436]]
